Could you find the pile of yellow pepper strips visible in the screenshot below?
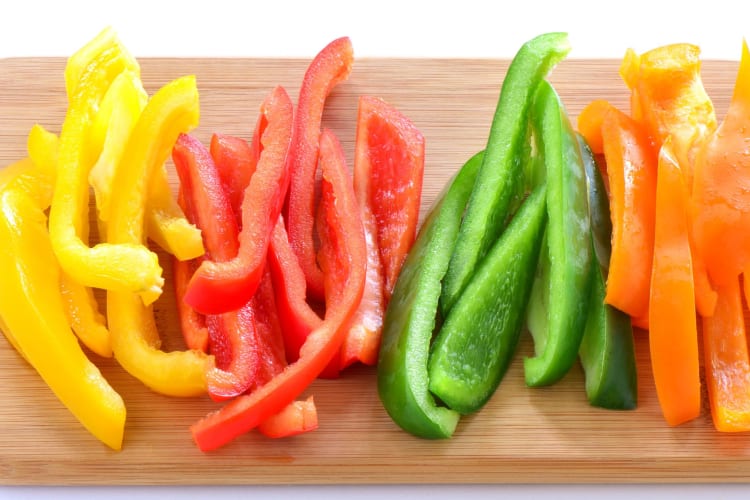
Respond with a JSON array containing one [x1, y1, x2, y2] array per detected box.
[[0, 28, 211, 450]]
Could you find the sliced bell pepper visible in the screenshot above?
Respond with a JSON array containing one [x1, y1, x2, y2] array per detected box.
[[523, 80, 592, 387], [105, 76, 210, 397], [577, 134, 637, 410], [428, 184, 547, 414], [600, 105, 657, 324], [441, 32, 570, 315], [172, 133, 258, 400], [210, 132, 259, 221], [184, 86, 294, 315], [702, 277, 750, 432], [576, 99, 611, 156], [691, 39, 750, 290], [173, 255, 209, 352], [620, 43, 717, 186], [190, 128, 366, 451], [353, 95, 425, 301], [257, 396, 318, 438], [0, 183, 125, 450], [286, 36, 354, 301], [648, 139, 701, 426], [377, 151, 482, 439], [268, 217, 324, 362], [49, 33, 166, 303]]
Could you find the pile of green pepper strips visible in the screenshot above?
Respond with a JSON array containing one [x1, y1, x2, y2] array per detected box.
[[377, 32, 638, 439]]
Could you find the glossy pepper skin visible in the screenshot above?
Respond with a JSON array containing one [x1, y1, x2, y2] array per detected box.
[[440, 32, 571, 315], [524, 80, 593, 387], [184, 86, 294, 315], [577, 135, 637, 411], [287, 37, 354, 301], [106, 76, 211, 398], [49, 32, 166, 304], [190, 129, 366, 451], [0, 168, 125, 451], [428, 184, 547, 414], [377, 152, 483, 439]]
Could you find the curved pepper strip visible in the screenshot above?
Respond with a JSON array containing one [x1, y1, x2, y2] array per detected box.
[[702, 278, 750, 431], [429, 184, 547, 414], [106, 76, 210, 397], [184, 86, 294, 315], [210, 132, 259, 222], [524, 79, 592, 387], [577, 135, 637, 410], [190, 128, 365, 451], [600, 105, 657, 325], [49, 40, 165, 303], [377, 151, 482, 439], [441, 32, 570, 315], [649, 139, 701, 426], [692, 40, 750, 290], [268, 217, 324, 363], [24, 125, 112, 357], [0, 184, 125, 450], [173, 255, 209, 352], [287, 36, 354, 301], [173, 132, 260, 400]]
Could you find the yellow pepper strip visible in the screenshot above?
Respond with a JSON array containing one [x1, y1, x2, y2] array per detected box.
[[0, 186, 125, 450], [145, 168, 205, 261], [25, 125, 113, 357], [49, 37, 165, 303], [105, 74, 210, 396]]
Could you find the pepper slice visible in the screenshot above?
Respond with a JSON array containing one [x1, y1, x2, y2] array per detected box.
[[524, 79, 592, 387], [649, 139, 701, 426], [428, 184, 547, 414], [600, 105, 657, 324], [578, 135, 637, 410], [106, 76, 210, 397], [702, 278, 750, 431], [441, 32, 570, 315], [353, 95, 425, 301], [286, 36, 354, 301], [190, 129, 365, 451], [0, 183, 125, 450], [210, 132, 259, 221], [184, 86, 294, 315], [49, 33, 165, 303], [377, 151, 482, 439]]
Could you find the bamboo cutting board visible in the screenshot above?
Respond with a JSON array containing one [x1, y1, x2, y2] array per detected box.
[[0, 56, 747, 485]]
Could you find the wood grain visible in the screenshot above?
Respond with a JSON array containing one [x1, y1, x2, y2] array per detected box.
[[0, 56, 747, 485]]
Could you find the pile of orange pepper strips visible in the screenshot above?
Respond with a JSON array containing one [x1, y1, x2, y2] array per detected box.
[[578, 40, 750, 431]]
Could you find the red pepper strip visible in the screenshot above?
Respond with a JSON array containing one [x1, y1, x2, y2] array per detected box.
[[649, 138, 701, 426], [210, 132, 259, 222], [339, 205, 385, 369], [190, 128, 366, 451], [173, 256, 209, 352], [268, 217, 323, 363], [185, 86, 294, 315], [286, 36, 354, 302], [702, 277, 750, 432], [353, 95, 425, 302], [172, 133, 256, 400]]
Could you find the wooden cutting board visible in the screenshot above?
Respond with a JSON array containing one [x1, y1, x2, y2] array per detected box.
[[0, 56, 746, 485]]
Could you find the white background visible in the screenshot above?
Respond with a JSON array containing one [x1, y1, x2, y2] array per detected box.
[[2, 0, 750, 498]]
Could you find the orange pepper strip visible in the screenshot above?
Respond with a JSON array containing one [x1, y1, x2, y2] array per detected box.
[[601, 106, 657, 321], [691, 40, 750, 290], [576, 99, 612, 156], [648, 138, 701, 426], [702, 277, 750, 432]]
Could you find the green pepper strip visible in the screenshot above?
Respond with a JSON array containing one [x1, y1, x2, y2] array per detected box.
[[440, 32, 570, 315], [428, 184, 547, 414], [524, 80, 593, 387], [577, 135, 637, 410], [377, 152, 483, 439]]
